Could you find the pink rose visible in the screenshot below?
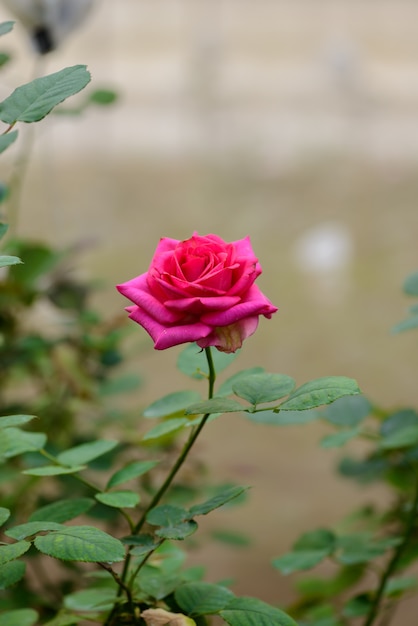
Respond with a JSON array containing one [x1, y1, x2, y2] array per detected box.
[[116, 233, 277, 353]]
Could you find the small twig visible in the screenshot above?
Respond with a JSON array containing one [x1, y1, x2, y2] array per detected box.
[[98, 562, 133, 602], [362, 472, 418, 626], [127, 539, 165, 588], [104, 347, 217, 626], [1, 122, 16, 135]]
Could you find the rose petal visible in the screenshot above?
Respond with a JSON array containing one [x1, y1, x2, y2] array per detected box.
[[126, 306, 212, 350], [232, 235, 259, 260], [227, 262, 261, 296], [200, 285, 277, 326], [153, 237, 180, 256], [165, 295, 241, 313], [117, 276, 182, 324], [159, 274, 226, 297]]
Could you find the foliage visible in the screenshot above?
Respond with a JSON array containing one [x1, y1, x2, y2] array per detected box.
[[271, 271, 418, 626]]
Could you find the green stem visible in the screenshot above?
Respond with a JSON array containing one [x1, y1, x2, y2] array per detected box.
[[362, 473, 418, 626], [127, 539, 165, 589], [116, 347, 216, 595]]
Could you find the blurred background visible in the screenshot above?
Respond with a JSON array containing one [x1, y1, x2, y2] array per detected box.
[[1, 0, 418, 621]]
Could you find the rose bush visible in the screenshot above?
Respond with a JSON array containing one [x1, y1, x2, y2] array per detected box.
[[117, 233, 277, 352]]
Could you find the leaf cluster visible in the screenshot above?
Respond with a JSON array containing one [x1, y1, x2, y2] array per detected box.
[[141, 346, 360, 443]]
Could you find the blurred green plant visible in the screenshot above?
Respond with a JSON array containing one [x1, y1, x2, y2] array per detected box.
[[0, 233, 137, 440], [0, 21, 134, 442], [270, 269, 418, 626], [0, 333, 360, 625]]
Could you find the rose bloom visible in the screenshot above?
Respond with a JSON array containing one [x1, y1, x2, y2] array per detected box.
[[117, 233, 277, 353]]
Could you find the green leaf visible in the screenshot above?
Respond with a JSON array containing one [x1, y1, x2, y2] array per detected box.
[[300, 604, 341, 626], [189, 486, 249, 517], [107, 460, 159, 489], [146, 504, 188, 527], [0, 507, 10, 526], [245, 409, 318, 426], [0, 254, 22, 267], [34, 526, 125, 562], [342, 594, 371, 618], [95, 491, 140, 508], [23, 464, 86, 476], [89, 89, 118, 106], [0, 52, 11, 68], [295, 529, 336, 551], [380, 425, 418, 449], [42, 612, 84, 626], [126, 534, 160, 557], [296, 564, 365, 599], [146, 504, 197, 540], [0, 560, 26, 589], [320, 427, 361, 449], [138, 569, 180, 602], [272, 550, 330, 574], [0, 540, 31, 564], [0, 222, 8, 239], [0, 185, 8, 204], [385, 576, 418, 596], [217, 367, 265, 397], [138, 541, 185, 580], [279, 377, 361, 411], [185, 397, 245, 415], [392, 315, 418, 334], [220, 597, 297, 626], [381, 409, 418, 436], [7, 242, 60, 285], [142, 418, 189, 441], [177, 343, 237, 379], [64, 587, 118, 612], [336, 534, 401, 565], [232, 373, 295, 405], [272, 529, 335, 574], [175, 581, 235, 616], [155, 520, 198, 540], [0, 414, 36, 428], [186, 413, 220, 427], [29, 498, 95, 523], [0, 21, 14, 36], [403, 271, 418, 296], [212, 530, 252, 547], [338, 456, 388, 483], [0, 130, 18, 154], [181, 566, 205, 583], [0, 65, 91, 124], [144, 391, 202, 418], [320, 395, 371, 427], [57, 439, 118, 466], [0, 609, 38, 626], [0, 427, 46, 459], [5, 521, 64, 540]]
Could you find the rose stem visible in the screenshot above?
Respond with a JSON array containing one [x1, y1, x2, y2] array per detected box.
[[117, 347, 216, 589], [362, 470, 418, 626]]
